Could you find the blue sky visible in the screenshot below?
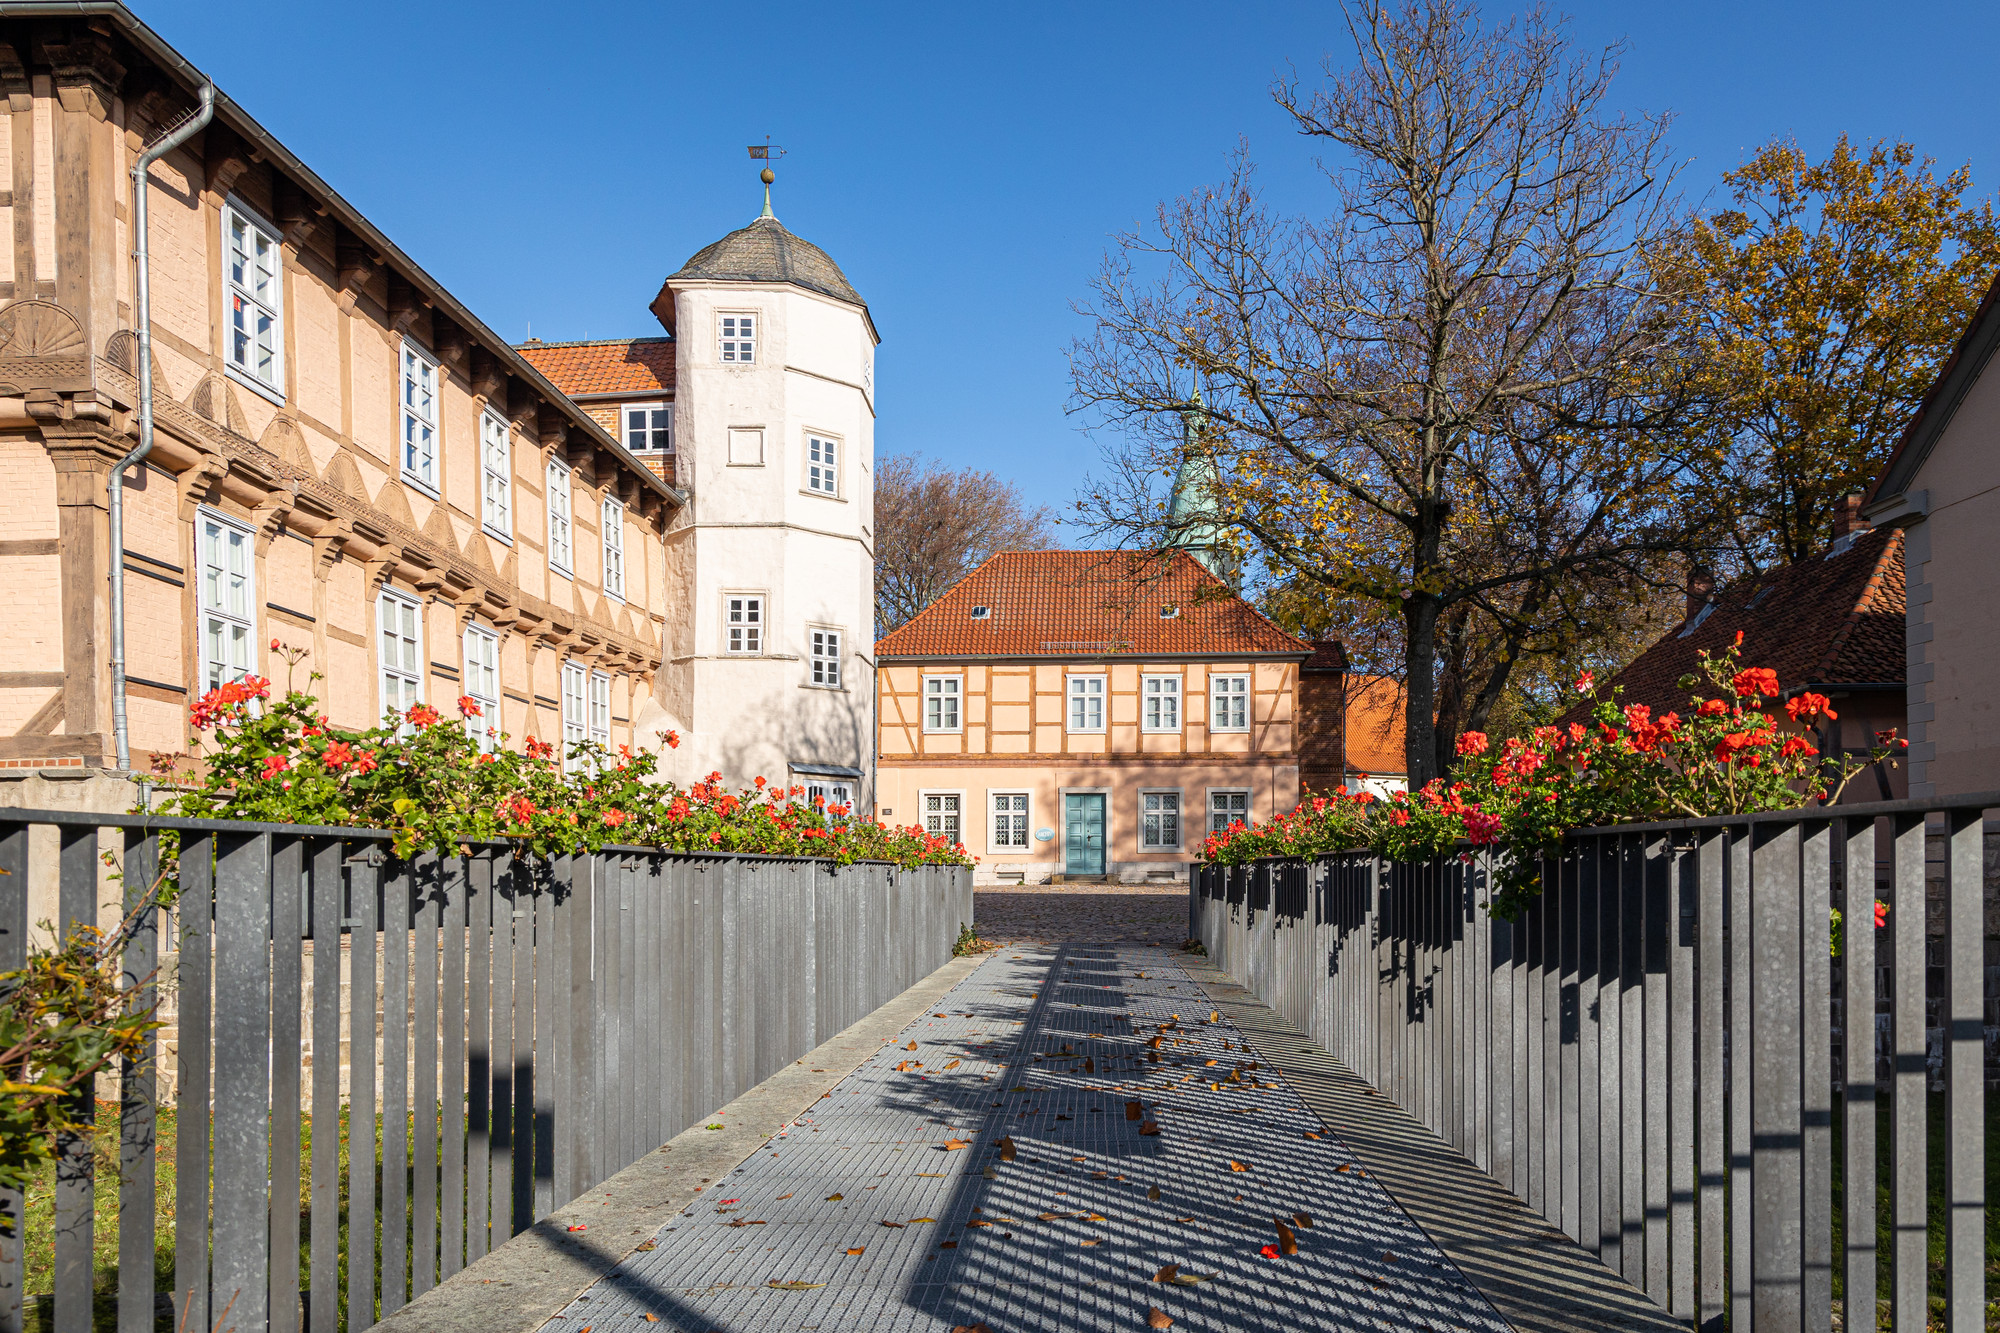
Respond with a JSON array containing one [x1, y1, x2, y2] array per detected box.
[[141, 1, 2000, 521]]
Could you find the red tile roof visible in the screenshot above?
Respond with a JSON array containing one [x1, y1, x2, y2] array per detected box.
[[875, 550, 1310, 659], [1343, 674, 1408, 776], [516, 338, 674, 398], [1562, 527, 1905, 724]]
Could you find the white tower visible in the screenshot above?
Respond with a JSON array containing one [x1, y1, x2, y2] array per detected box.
[[642, 174, 878, 808]]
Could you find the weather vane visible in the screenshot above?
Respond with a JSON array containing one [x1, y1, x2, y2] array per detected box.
[[748, 139, 786, 217]]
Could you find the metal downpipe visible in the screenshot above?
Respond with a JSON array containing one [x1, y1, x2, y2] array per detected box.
[[110, 82, 213, 775]]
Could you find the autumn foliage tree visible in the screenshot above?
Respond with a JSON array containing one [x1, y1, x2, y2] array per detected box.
[[874, 453, 1057, 632], [1070, 0, 1705, 787], [1672, 135, 2000, 569]]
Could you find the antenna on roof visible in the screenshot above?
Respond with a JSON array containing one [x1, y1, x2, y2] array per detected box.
[[748, 139, 786, 219]]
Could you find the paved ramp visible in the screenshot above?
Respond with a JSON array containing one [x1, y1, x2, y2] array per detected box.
[[535, 944, 1512, 1332]]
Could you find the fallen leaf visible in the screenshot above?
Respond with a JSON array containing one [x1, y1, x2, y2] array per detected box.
[[945, 1059, 961, 1069], [565, 1223, 587, 1232], [1209, 1011, 1219, 1023], [846, 1247, 866, 1255], [942, 1140, 969, 1151], [826, 1193, 845, 1201], [1175, 1216, 1195, 1223], [1259, 1244, 1281, 1259], [1274, 1218, 1299, 1255], [1227, 1161, 1251, 1172], [917, 1172, 945, 1177], [1303, 1131, 1321, 1140], [1383, 1251, 1397, 1262], [998, 1137, 1017, 1161], [880, 1220, 905, 1229], [769, 1280, 826, 1290], [1293, 1211, 1314, 1228], [966, 1219, 992, 1228], [940, 1240, 959, 1249], [1085, 1057, 1096, 1073], [1335, 1163, 1351, 1174], [950, 1323, 989, 1333], [1081, 1237, 1103, 1246], [910, 1217, 937, 1223], [777, 1193, 794, 1200], [634, 1240, 656, 1251], [1125, 1101, 1144, 1121], [1203, 1059, 1218, 1067], [1139, 1122, 1160, 1136], [907, 1040, 919, 1050], [1147, 1185, 1162, 1201], [643, 1317, 660, 1324], [1148, 1308, 1174, 1329], [1152, 1263, 1180, 1283], [1148, 1036, 1163, 1050]]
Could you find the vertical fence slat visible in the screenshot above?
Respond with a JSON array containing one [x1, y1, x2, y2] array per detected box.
[[116, 830, 160, 1333], [442, 854, 469, 1281], [1750, 821, 1804, 1331], [525, 861, 549, 1226], [1599, 835, 1625, 1269], [52, 825, 98, 1333], [348, 850, 380, 1331], [488, 851, 517, 1251], [1728, 824, 1753, 1329], [1642, 834, 1671, 1305], [269, 837, 304, 1333], [0, 823, 26, 1333], [1668, 837, 1696, 1320], [465, 851, 493, 1267], [1889, 812, 1926, 1332], [1941, 807, 1983, 1333], [1558, 848, 1580, 1243], [309, 840, 344, 1333], [1841, 817, 1878, 1333], [175, 835, 214, 1333], [211, 831, 272, 1333], [381, 860, 412, 1316], [412, 855, 441, 1299], [1801, 820, 1833, 1331], [1619, 833, 1646, 1287], [1697, 826, 1726, 1331], [1576, 838, 1602, 1257]]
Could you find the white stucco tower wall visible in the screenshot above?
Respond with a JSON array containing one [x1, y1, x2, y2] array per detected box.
[[639, 210, 878, 807]]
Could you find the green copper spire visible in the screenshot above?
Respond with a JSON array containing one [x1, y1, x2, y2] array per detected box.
[[759, 166, 776, 219], [1168, 388, 1239, 587]]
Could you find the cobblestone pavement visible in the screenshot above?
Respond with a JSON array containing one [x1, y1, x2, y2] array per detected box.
[[538, 945, 1508, 1332], [973, 887, 1189, 948]]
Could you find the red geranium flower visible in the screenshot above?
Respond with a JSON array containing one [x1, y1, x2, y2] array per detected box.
[[260, 754, 290, 780], [1732, 667, 1780, 699], [457, 695, 482, 718], [1455, 731, 1488, 756]]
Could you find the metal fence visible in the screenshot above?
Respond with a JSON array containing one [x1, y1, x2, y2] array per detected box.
[[0, 807, 972, 1333], [1191, 793, 1997, 1333]]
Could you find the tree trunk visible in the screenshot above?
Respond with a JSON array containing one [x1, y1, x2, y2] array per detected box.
[[1402, 593, 1442, 790]]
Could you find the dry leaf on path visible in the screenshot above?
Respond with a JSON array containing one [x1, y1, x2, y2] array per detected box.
[[846, 1247, 866, 1255], [1335, 1163, 1351, 1174], [1138, 1122, 1160, 1136], [1293, 1211, 1314, 1228], [768, 1280, 825, 1290], [826, 1193, 845, 1201], [942, 1140, 969, 1151], [1227, 1161, 1251, 1172], [643, 1317, 659, 1324], [1152, 1263, 1180, 1283], [907, 1041, 919, 1050], [1147, 1185, 1162, 1201], [1086, 1057, 1095, 1073], [880, 1220, 905, 1228], [951, 1324, 992, 1333], [1209, 1011, 1219, 1023], [1274, 1219, 1299, 1255], [1125, 1101, 1144, 1121], [998, 1137, 1017, 1161], [944, 1059, 961, 1069], [1148, 1309, 1173, 1329]]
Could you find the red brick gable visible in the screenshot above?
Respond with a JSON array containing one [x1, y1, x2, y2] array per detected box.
[[517, 338, 674, 398], [875, 550, 1309, 659]]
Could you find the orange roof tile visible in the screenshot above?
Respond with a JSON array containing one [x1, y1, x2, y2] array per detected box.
[[875, 550, 1309, 660], [1343, 674, 1408, 776], [517, 338, 674, 398]]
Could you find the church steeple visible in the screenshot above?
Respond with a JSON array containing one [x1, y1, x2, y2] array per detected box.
[[1168, 388, 1240, 588]]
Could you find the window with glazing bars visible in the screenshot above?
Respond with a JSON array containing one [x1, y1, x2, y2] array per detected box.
[[726, 596, 763, 653], [462, 625, 500, 752], [197, 511, 254, 691], [223, 201, 282, 393], [400, 341, 438, 489], [378, 592, 424, 727], [811, 629, 841, 687]]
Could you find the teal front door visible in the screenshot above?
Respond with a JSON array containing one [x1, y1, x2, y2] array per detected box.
[[1064, 793, 1106, 876]]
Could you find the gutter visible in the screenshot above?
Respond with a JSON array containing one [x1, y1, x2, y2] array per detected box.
[[0, 1, 678, 506], [111, 78, 213, 776]]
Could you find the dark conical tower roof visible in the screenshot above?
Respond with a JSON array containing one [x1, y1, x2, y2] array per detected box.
[[668, 216, 866, 311]]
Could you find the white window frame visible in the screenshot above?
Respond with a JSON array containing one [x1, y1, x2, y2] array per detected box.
[[922, 675, 962, 733], [1210, 674, 1251, 732], [621, 401, 672, 453], [809, 627, 842, 688], [920, 790, 964, 845], [989, 790, 1031, 852], [719, 311, 757, 364], [588, 670, 612, 752], [724, 594, 765, 655], [1142, 674, 1182, 732], [805, 433, 840, 497], [222, 197, 283, 400], [480, 409, 512, 541], [546, 459, 573, 576], [802, 778, 856, 814], [601, 496, 625, 600], [1207, 787, 1251, 836], [1066, 674, 1106, 733], [399, 338, 440, 493], [1139, 788, 1183, 852], [376, 589, 425, 729], [196, 508, 255, 692], [560, 660, 588, 771], [462, 624, 500, 752]]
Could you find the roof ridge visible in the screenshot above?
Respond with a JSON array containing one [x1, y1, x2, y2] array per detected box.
[[516, 336, 672, 349], [1808, 528, 1903, 684]]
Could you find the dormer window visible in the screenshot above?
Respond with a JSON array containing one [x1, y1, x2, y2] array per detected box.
[[969, 606, 991, 620], [1160, 604, 1180, 619], [720, 313, 756, 364]]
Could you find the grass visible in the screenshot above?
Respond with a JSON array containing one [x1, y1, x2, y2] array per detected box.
[[21, 1100, 449, 1333]]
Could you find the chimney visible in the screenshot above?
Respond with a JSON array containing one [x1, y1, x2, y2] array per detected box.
[[1831, 490, 1868, 541], [1686, 567, 1715, 620]]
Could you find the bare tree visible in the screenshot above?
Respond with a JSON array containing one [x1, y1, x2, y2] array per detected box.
[[874, 453, 1058, 632], [1070, 0, 1707, 786]]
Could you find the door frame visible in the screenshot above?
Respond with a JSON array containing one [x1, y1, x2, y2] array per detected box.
[[1060, 785, 1111, 876]]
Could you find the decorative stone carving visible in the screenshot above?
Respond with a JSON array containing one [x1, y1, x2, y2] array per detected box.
[[258, 415, 317, 475], [0, 300, 86, 358]]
